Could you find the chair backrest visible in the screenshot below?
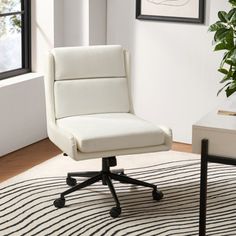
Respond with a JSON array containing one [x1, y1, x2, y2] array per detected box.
[[47, 45, 131, 120]]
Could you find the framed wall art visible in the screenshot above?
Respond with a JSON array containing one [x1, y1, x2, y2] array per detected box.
[[136, 0, 205, 24]]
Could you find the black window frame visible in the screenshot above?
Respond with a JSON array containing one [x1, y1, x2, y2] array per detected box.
[[0, 0, 31, 80]]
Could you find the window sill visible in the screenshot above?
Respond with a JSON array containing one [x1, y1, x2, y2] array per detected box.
[[0, 72, 43, 88]]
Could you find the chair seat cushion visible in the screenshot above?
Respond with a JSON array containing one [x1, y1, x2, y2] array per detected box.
[[56, 113, 165, 153]]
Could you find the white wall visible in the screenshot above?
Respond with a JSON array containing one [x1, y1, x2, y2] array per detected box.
[[63, 0, 89, 46], [31, 0, 54, 73], [89, 0, 107, 45], [107, 0, 229, 143], [63, 0, 107, 46], [54, 0, 64, 47]]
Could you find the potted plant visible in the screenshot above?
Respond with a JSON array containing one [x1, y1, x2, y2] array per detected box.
[[209, 0, 236, 97]]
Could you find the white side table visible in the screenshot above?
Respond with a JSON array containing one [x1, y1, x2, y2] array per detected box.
[[192, 110, 236, 157], [192, 110, 236, 235]]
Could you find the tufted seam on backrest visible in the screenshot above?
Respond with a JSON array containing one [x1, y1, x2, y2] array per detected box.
[[51, 45, 130, 119]]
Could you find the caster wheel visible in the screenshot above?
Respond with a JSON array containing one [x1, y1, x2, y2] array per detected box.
[[66, 177, 77, 186], [54, 198, 65, 208], [110, 207, 121, 218], [152, 190, 164, 201]]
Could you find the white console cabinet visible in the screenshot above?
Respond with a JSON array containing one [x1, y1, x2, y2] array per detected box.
[[192, 110, 236, 157]]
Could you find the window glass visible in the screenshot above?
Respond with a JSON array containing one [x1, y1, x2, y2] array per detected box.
[[0, 0, 30, 79], [0, 0, 21, 14], [0, 15, 22, 72]]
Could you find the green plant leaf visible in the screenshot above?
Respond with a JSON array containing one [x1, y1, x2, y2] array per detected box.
[[214, 32, 234, 50], [226, 83, 236, 97], [219, 74, 232, 83], [214, 28, 231, 42], [214, 43, 227, 51], [210, 4, 236, 98], [229, 81, 236, 89], [228, 48, 236, 64], [218, 68, 229, 74], [218, 11, 228, 23], [225, 30, 234, 48], [232, 70, 236, 79], [209, 22, 227, 32], [228, 8, 236, 22], [220, 77, 231, 84], [217, 82, 231, 96], [220, 52, 231, 67], [229, 0, 236, 7], [225, 59, 235, 66]]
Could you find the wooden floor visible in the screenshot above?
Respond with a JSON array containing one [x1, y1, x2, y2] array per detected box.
[[0, 139, 192, 183]]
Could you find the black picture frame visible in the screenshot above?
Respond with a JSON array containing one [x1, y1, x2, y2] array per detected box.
[[136, 0, 205, 24]]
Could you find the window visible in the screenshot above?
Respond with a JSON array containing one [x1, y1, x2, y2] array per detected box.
[[0, 0, 31, 80]]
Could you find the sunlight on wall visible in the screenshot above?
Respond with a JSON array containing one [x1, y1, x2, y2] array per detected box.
[[31, 0, 54, 73]]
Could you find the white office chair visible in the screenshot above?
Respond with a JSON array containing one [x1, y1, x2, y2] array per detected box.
[[45, 45, 172, 218]]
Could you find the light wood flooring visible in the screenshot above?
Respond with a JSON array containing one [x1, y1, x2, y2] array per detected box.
[[0, 139, 192, 183]]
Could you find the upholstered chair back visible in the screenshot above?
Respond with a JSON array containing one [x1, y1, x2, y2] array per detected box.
[[50, 45, 130, 119]]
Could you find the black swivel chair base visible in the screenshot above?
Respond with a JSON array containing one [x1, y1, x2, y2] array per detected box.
[[54, 156, 163, 218]]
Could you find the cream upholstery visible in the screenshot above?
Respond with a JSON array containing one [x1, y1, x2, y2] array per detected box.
[[57, 113, 165, 153], [54, 78, 130, 118], [45, 45, 172, 161], [52, 45, 126, 80]]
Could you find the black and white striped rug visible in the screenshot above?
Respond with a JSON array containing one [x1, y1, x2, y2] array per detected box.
[[1, 151, 236, 235]]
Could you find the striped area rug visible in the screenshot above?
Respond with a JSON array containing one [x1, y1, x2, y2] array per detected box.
[[0, 151, 236, 235]]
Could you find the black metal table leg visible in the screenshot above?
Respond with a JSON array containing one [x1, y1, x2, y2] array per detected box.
[[198, 139, 236, 235], [199, 139, 208, 236]]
